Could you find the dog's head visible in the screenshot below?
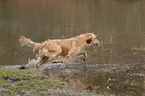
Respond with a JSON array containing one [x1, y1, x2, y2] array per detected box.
[[85, 33, 100, 46]]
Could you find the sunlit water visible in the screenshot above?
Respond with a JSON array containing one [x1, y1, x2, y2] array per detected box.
[[0, 0, 145, 95]]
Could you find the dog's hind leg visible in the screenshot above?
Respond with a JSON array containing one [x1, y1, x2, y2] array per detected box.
[[36, 56, 48, 68], [63, 42, 82, 67]]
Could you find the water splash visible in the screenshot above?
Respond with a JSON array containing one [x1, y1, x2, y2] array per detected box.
[[25, 55, 83, 70], [25, 57, 63, 70]]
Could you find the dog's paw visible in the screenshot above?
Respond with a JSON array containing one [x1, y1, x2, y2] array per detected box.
[[36, 65, 40, 68], [82, 57, 86, 62], [52, 60, 63, 63]]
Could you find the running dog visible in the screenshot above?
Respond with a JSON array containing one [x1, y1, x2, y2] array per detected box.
[[19, 33, 100, 68]]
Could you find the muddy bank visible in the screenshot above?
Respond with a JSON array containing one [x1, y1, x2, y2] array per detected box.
[[55, 63, 145, 96], [0, 59, 144, 96]]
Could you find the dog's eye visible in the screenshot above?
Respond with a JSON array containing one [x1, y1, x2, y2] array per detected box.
[[86, 39, 92, 44]]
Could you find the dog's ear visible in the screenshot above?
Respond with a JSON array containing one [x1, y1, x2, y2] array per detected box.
[[86, 38, 92, 44]]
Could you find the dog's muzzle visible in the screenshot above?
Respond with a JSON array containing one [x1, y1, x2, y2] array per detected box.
[[94, 39, 100, 46]]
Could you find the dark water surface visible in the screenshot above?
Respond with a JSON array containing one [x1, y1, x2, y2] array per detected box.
[[0, 0, 145, 95]]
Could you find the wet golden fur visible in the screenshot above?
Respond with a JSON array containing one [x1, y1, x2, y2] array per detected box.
[[19, 33, 100, 67]]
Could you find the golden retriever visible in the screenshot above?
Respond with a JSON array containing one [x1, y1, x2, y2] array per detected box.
[[19, 33, 100, 68]]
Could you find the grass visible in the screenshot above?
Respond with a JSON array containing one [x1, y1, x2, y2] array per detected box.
[[0, 68, 62, 95], [132, 47, 145, 52], [0, 68, 97, 96]]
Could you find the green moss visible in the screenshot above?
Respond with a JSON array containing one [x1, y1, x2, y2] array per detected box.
[[124, 79, 139, 86], [0, 68, 63, 95], [132, 47, 145, 52], [0, 68, 97, 96]]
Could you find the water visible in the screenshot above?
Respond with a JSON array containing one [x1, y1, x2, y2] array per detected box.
[[0, 0, 145, 95]]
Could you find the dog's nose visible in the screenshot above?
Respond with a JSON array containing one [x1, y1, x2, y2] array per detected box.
[[95, 39, 100, 45]]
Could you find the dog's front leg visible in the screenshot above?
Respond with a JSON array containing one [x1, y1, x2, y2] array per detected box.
[[64, 55, 73, 67], [77, 50, 87, 62], [63, 45, 81, 67]]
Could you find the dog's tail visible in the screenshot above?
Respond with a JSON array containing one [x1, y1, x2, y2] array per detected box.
[[19, 36, 42, 53]]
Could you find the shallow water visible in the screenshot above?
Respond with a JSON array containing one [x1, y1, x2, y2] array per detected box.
[[0, 0, 145, 95]]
